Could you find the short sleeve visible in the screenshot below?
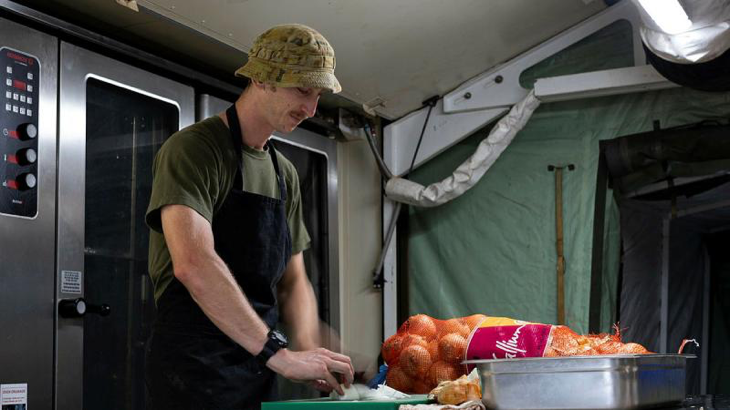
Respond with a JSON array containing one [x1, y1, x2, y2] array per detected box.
[[145, 131, 224, 232]]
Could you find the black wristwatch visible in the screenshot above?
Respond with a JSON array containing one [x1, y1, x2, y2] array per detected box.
[[256, 329, 288, 366]]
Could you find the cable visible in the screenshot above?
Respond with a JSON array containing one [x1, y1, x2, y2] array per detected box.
[[364, 122, 394, 180], [373, 96, 439, 288], [407, 96, 439, 175]]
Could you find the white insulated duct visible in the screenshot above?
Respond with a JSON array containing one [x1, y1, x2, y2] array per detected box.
[[384, 90, 541, 207], [632, 0, 730, 64]]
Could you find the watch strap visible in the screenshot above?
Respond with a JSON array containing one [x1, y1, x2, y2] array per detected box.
[[255, 330, 288, 366]]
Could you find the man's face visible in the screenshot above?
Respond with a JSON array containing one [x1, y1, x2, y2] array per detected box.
[[262, 85, 323, 134]]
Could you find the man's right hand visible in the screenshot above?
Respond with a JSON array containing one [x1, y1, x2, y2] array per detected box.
[[266, 348, 354, 395]]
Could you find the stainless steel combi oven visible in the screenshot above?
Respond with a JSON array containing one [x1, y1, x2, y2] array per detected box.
[[1, 12, 340, 410], [1, 14, 196, 410]]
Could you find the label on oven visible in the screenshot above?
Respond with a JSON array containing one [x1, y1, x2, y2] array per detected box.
[[1, 383, 28, 408], [61, 270, 83, 294]]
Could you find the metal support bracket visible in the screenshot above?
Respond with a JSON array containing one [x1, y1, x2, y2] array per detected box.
[[381, 197, 399, 339], [383, 0, 642, 178], [535, 64, 678, 102], [443, 0, 643, 113]]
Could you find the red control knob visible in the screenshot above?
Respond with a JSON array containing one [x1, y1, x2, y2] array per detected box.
[[16, 173, 37, 190], [16, 148, 37, 165], [17, 123, 37, 140]]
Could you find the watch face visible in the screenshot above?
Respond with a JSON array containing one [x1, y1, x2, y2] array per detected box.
[[271, 330, 288, 347]]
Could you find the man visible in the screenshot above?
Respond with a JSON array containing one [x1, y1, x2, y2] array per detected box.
[[145, 24, 354, 409]]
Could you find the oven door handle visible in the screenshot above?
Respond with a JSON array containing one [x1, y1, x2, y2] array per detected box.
[[58, 298, 111, 318]]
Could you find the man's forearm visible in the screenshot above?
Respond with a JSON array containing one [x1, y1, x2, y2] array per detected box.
[[181, 252, 270, 355], [161, 204, 269, 356], [278, 253, 320, 350]]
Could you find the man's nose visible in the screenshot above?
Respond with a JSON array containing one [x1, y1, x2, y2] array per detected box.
[[302, 95, 318, 118]]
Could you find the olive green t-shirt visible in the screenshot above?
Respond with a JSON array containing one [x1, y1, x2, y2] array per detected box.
[[146, 116, 311, 302]]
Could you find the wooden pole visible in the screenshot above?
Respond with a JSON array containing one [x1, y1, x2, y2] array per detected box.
[[555, 167, 565, 325]]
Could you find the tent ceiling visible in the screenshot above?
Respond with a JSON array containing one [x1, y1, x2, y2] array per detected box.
[[15, 0, 607, 119]]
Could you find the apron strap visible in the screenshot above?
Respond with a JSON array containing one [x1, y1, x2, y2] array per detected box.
[[225, 105, 245, 190], [225, 104, 287, 201], [266, 140, 288, 202]]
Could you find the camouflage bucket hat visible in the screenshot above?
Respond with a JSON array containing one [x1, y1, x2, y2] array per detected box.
[[235, 24, 341, 94]]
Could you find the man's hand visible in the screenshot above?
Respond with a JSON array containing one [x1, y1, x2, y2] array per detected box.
[[266, 348, 354, 395]]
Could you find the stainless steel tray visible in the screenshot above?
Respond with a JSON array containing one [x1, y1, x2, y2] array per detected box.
[[464, 354, 695, 409]]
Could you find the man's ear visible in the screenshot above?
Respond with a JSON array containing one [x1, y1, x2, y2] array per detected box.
[[251, 79, 267, 91], [252, 80, 278, 93]]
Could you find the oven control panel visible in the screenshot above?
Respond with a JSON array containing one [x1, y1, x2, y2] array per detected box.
[[0, 47, 39, 218]]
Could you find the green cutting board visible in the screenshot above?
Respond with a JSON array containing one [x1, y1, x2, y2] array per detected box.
[[262, 394, 430, 409]]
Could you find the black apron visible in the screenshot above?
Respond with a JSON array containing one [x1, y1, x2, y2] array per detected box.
[[146, 105, 293, 410]]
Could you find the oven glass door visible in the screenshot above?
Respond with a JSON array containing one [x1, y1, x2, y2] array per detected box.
[[82, 78, 178, 410], [57, 42, 194, 410]]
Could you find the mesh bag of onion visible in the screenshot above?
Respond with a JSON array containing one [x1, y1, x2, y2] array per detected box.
[[383, 314, 652, 394], [382, 314, 487, 393]]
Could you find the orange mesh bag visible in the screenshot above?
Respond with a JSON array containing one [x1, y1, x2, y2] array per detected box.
[[465, 318, 653, 372], [383, 314, 487, 393], [542, 324, 650, 357]]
